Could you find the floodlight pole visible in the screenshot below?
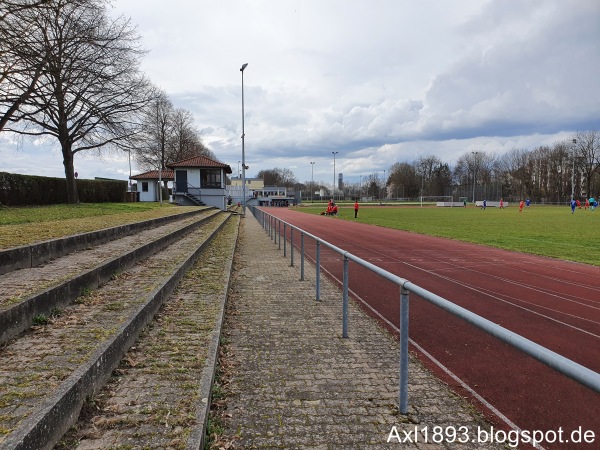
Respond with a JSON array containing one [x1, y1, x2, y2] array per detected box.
[[332, 151, 338, 202], [571, 138, 577, 201], [471, 151, 479, 204], [240, 63, 248, 216], [310, 161, 315, 203]]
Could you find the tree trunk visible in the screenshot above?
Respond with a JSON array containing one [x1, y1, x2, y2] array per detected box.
[[62, 144, 79, 204]]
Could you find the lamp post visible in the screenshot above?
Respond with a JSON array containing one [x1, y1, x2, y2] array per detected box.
[[240, 63, 248, 215], [571, 138, 577, 201], [310, 161, 315, 203], [332, 151, 338, 202], [471, 151, 479, 203]]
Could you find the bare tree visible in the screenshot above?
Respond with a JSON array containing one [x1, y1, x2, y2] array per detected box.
[[495, 149, 530, 201], [414, 155, 451, 196], [388, 162, 418, 198], [574, 130, 600, 197], [0, 0, 53, 131], [0, 0, 49, 19], [3, 0, 153, 203], [133, 90, 174, 172], [256, 168, 297, 188], [168, 107, 214, 162]]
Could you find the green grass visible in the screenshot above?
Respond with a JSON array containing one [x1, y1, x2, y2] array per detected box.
[[295, 204, 600, 266], [0, 202, 201, 249], [0, 202, 173, 226]]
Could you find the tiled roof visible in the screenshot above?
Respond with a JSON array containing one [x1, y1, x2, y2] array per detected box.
[[168, 155, 233, 173], [129, 169, 174, 180]]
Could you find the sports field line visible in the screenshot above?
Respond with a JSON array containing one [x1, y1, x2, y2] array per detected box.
[[505, 235, 593, 249], [359, 243, 600, 339]]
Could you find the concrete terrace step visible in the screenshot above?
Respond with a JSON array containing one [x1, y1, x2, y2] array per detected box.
[[0, 212, 233, 450], [0, 207, 213, 275], [56, 215, 239, 450], [0, 208, 222, 344]]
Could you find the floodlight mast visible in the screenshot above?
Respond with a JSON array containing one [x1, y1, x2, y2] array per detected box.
[[332, 151, 338, 202], [240, 63, 248, 215]]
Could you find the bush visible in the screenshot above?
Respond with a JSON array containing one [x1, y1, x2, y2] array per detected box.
[[0, 172, 127, 206]]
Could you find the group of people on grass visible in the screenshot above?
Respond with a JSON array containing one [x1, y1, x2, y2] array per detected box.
[[322, 200, 360, 218], [571, 197, 597, 213], [480, 198, 529, 210], [322, 200, 339, 216]]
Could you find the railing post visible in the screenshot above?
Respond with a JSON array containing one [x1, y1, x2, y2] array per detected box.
[[399, 285, 409, 414], [278, 220, 281, 250], [283, 223, 287, 257], [342, 254, 349, 338], [316, 241, 321, 301], [300, 233, 305, 281], [290, 228, 294, 267]]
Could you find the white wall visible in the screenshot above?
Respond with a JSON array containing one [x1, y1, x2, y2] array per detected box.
[[139, 181, 156, 202]]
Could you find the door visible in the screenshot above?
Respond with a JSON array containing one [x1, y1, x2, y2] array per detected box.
[[175, 170, 188, 193]]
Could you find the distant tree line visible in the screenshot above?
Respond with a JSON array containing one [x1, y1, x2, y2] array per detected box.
[[261, 131, 599, 203], [0, 0, 210, 203]]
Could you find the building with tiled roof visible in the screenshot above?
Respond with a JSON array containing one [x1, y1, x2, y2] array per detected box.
[[167, 156, 233, 210], [130, 155, 233, 209], [130, 169, 174, 180], [129, 169, 174, 202], [168, 155, 232, 172]]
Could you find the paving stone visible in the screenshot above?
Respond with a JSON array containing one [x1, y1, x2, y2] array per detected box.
[[217, 214, 507, 449]]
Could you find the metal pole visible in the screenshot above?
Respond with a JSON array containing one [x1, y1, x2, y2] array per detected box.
[[290, 228, 294, 267], [316, 241, 321, 301], [399, 286, 409, 414], [283, 223, 287, 257], [300, 233, 305, 281], [471, 151, 479, 204], [332, 151, 338, 202], [278, 220, 281, 250], [240, 63, 248, 216], [311, 162, 315, 203], [571, 138, 577, 201], [342, 254, 349, 338]]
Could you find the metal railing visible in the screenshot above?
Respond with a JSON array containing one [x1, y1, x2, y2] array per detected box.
[[250, 206, 600, 414]]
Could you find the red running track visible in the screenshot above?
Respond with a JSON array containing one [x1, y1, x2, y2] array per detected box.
[[260, 207, 600, 450]]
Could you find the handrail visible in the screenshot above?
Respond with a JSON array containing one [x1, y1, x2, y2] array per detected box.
[[250, 206, 600, 415], [174, 183, 201, 198]]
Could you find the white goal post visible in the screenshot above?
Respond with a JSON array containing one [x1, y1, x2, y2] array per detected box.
[[415, 196, 457, 207]]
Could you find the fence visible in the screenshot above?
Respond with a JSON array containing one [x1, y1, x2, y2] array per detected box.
[[250, 206, 600, 414]]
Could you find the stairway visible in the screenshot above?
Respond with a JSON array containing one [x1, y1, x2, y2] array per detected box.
[[0, 208, 240, 449]]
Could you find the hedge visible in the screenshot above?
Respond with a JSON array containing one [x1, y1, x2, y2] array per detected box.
[[0, 172, 127, 206]]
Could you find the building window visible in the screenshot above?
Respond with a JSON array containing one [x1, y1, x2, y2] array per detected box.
[[142, 181, 149, 192], [201, 169, 221, 188]]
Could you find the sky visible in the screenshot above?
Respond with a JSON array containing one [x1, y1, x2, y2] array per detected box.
[[1, 0, 599, 187]]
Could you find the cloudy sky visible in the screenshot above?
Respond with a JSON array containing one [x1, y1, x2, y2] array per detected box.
[[1, 0, 598, 186]]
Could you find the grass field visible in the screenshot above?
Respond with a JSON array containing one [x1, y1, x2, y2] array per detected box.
[[2, 202, 598, 266], [0, 203, 199, 249], [295, 204, 600, 267]]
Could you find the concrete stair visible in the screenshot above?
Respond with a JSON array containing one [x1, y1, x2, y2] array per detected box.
[[0, 208, 239, 450]]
